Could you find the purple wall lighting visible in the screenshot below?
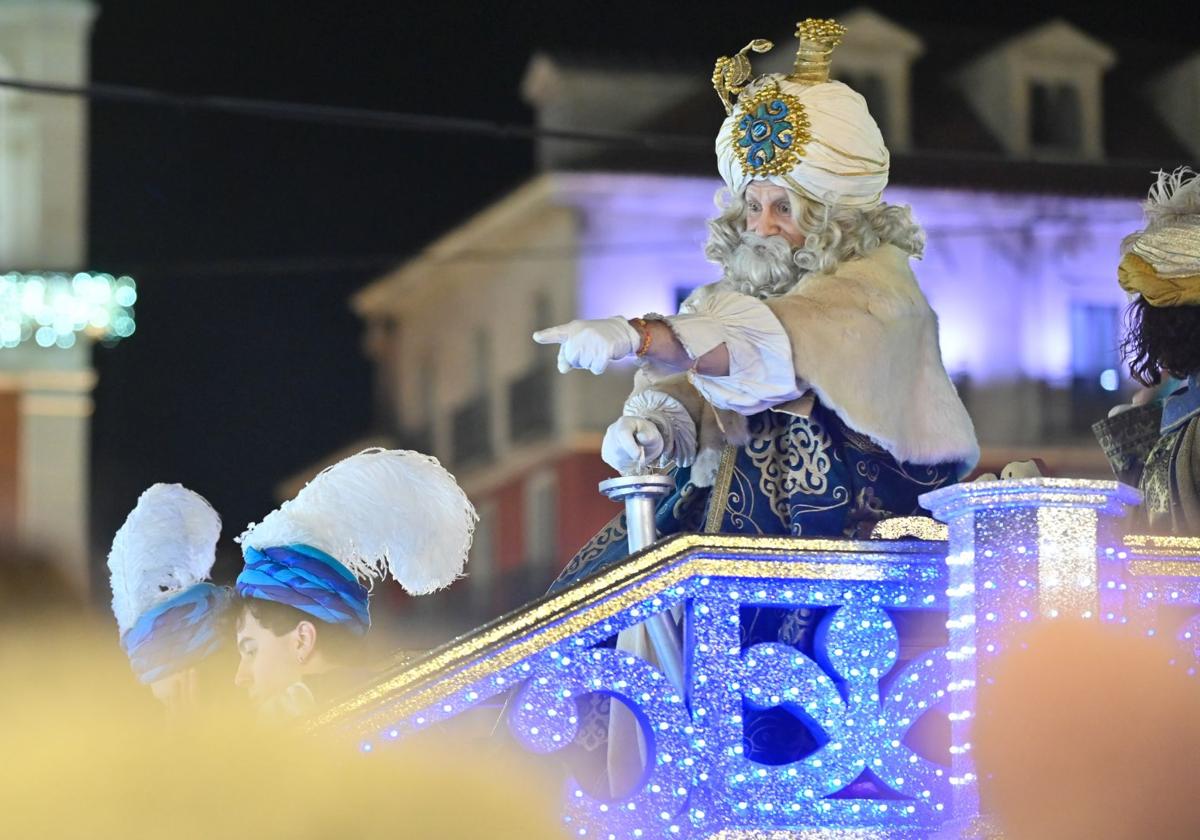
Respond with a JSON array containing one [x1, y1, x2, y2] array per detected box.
[[568, 175, 1142, 388]]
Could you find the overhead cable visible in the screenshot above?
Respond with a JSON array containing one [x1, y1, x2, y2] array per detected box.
[[0, 76, 711, 151]]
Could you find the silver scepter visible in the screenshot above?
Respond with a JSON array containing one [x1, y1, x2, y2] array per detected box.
[[597, 450, 684, 691]]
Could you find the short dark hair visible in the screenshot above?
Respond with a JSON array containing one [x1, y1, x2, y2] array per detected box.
[[236, 596, 366, 665], [1121, 298, 1200, 387]]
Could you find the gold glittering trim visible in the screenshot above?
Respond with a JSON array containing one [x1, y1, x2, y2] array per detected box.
[[870, 516, 948, 541], [731, 82, 810, 177], [1121, 535, 1200, 574], [1037, 506, 1098, 616], [809, 137, 888, 168], [707, 830, 894, 840], [798, 161, 889, 178], [1127, 560, 1200, 578], [704, 445, 738, 533], [921, 478, 1140, 521], [310, 533, 941, 735], [1123, 533, 1200, 557]]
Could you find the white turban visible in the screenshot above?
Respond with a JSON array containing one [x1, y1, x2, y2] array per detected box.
[[716, 75, 889, 208]]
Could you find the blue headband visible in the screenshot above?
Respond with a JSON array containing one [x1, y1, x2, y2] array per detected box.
[[236, 544, 370, 635], [121, 583, 231, 684]]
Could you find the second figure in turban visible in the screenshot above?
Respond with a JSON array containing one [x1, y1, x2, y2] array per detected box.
[[232, 448, 476, 720]]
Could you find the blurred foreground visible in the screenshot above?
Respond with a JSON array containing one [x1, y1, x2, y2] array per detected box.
[[974, 620, 1200, 840], [6, 542, 1200, 838], [0, 544, 561, 840]]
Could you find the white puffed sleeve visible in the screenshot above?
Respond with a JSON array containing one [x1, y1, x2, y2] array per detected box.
[[666, 287, 802, 414], [624, 389, 698, 468]]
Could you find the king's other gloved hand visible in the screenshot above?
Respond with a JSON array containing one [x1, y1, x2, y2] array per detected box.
[[532, 316, 640, 375], [601, 416, 665, 475]]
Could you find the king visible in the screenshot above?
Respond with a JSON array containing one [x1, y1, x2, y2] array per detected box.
[[531, 18, 981, 792], [536, 19, 978, 583]]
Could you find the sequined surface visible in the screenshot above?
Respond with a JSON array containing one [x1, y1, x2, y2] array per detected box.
[[1124, 533, 1200, 558], [1036, 507, 1098, 618], [315, 478, 1200, 839], [870, 516, 948, 542], [311, 535, 940, 733]]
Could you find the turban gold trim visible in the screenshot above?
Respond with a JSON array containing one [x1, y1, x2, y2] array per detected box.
[[1118, 252, 1200, 308]]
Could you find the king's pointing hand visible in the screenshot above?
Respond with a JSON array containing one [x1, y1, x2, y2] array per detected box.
[[532, 316, 641, 375]]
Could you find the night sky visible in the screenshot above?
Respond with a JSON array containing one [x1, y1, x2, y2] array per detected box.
[[83, 0, 1191, 587]]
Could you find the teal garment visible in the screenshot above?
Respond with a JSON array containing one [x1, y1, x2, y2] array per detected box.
[[550, 399, 960, 594], [1095, 375, 1200, 535]]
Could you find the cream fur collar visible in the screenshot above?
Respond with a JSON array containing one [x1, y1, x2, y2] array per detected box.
[[763, 244, 979, 472]]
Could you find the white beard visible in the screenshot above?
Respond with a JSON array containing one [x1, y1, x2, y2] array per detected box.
[[719, 232, 804, 299]]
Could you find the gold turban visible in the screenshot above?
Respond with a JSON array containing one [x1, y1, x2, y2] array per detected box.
[[1119, 168, 1200, 307], [1118, 252, 1200, 308]]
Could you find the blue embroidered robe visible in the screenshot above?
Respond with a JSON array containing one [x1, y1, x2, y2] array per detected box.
[[551, 399, 958, 594]]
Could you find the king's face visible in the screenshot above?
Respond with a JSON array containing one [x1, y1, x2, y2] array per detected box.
[[744, 181, 806, 247]]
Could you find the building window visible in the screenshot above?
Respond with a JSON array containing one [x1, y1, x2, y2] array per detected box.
[[1030, 82, 1082, 152], [533, 292, 554, 341], [509, 293, 556, 442], [675, 285, 698, 311], [472, 328, 490, 393], [508, 366, 554, 443], [451, 328, 494, 467], [1070, 303, 1120, 379], [524, 470, 558, 573], [469, 501, 496, 609], [451, 394, 492, 467], [1069, 302, 1121, 432]]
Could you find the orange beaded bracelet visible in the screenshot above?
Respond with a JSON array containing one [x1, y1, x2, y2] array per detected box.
[[630, 317, 653, 357]]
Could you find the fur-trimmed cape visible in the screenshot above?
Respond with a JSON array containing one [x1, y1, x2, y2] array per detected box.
[[640, 244, 978, 485], [764, 243, 978, 469]]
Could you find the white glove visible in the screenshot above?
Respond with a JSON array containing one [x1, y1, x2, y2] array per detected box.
[[601, 416, 665, 475], [532, 316, 640, 375]]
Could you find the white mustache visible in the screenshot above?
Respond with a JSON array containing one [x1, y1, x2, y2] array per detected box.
[[724, 233, 801, 298], [739, 232, 793, 256]]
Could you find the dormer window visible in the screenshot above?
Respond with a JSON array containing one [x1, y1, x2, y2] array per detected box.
[[957, 20, 1115, 161], [1029, 81, 1082, 152], [1151, 52, 1200, 159], [824, 9, 924, 153]]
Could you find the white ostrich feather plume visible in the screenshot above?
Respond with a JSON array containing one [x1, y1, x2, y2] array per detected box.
[[1123, 168, 1200, 276], [237, 448, 476, 595], [108, 483, 222, 635], [1143, 167, 1200, 225]]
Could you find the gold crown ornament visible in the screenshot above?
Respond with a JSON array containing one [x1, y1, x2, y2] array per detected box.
[[713, 18, 847, 178], [711, 17, 848, 115], [712, 38, 774, 116], [791, 18, 847, 84]]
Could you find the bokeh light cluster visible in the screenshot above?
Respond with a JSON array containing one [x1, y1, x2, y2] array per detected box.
[[0, 271, 137, 349]]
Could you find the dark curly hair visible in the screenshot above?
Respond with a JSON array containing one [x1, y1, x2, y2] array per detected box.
[[1121, 297, 1200, 387], [235, 596, 366, 665]]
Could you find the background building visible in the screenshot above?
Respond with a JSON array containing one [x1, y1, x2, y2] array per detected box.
[[0, 0, 130, 593], [351, 10, 1196, 644]]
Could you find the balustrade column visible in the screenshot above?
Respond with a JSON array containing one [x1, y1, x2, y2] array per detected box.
[[920, 478, 1141, 823]]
